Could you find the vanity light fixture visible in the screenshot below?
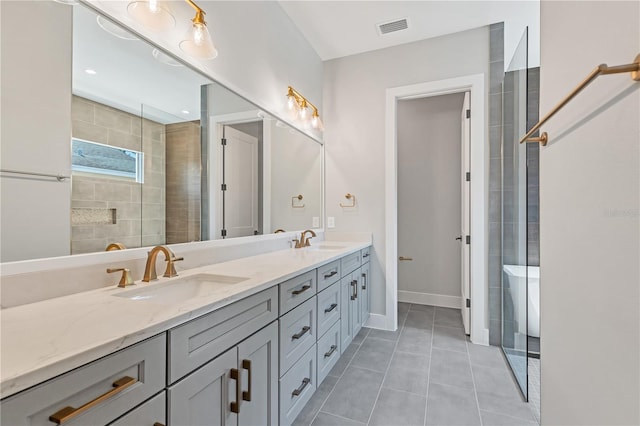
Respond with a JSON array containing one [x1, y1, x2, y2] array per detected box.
[[127, 0, 176, 32], [179, 0, 218, 60], [286, 86, 324, 131]]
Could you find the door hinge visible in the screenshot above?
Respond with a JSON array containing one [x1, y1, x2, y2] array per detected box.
[[465, 172, 470, 182], [221, 229, 227, 237], [221, 183, 227, 191], [466, 298, 471, 308], [466, 235, 471, 244], [221, 138, 227, 146], [466, 109, 471, 119]]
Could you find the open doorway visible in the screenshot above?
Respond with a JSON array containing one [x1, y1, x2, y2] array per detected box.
[[396, 92, 471, 333]]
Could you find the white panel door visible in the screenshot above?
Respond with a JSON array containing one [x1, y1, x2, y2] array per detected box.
[[224, 126, 258, 238]]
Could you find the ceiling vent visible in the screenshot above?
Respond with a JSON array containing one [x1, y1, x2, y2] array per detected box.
[[377, 18, 409, 35]]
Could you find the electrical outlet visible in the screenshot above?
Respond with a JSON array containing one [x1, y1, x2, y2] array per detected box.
[[327, 217, 335, 228], [312, 217, 319, 228]]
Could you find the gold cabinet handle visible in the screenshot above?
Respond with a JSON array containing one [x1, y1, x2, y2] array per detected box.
[[292, 378, 311, 397], [49, 376, 136, 424], [291, 284, 311, 296], [242, 359, 252, 402], [399, 256, 413, 261], [230, 368, 241, 413], [361, 273, 367, 290], [292, 326, 311, 340]]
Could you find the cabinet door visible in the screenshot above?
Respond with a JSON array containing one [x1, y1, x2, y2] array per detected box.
[[339, 276, 353, 353], [360, 262, 371, 326], [350, 268, 362, 337], [237, 322, 278, 426], [168, 348, 238, 426], [109, 392, 166, 426]]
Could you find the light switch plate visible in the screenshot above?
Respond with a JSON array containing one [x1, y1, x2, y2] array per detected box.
[[327, 217, 335, 228], [312, 217, 319, 227]]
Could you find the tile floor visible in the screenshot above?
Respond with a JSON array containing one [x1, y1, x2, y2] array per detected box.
[[293, 303, 539, 426], [528, 358, 541, 423]]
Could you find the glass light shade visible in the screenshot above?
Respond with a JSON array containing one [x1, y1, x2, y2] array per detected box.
[[298, 104, 310, 121], [127, 1, 175, 32], [311, 114, 324, 131], [180, 22, 218, 60], [97, 16, 139, 41]]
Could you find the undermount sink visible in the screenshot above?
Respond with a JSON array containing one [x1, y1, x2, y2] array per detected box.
[[306, 244, 346, 251], [113, 273, 249, 304]]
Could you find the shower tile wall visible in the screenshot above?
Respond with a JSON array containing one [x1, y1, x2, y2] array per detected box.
[[488, 23, 505, 346], [165, 121, 201, 244], [70, 96, 165, 253]]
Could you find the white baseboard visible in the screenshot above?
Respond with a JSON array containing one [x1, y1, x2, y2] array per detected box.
[[398, 290, 462, 309], [364, 313, 388, 330], [471, 327, 490, 346]]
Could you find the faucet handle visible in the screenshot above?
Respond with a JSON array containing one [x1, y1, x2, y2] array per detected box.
[[163, 256, 184, 278], [107, 267, 135, 288]]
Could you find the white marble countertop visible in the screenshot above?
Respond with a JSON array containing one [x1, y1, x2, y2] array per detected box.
[[0, 241, 370, 399]]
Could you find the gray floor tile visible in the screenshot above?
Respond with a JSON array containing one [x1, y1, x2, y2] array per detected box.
[[367, 327, 402, 341], [432, 325, 468, 353], [429, 348, 474, 389], [321, 366, 384, 423], [390, 351, 430, 371], [369, 388, 426, 426], [396, 328, 432, 354], [312, 412, 365, 426], [350, 337, 396, 372], [468, 343, 508, 370], [293, 376, 339, 426], [426, 383, 481, 426], [398, 302, 411, 313], [480, 410, 538, 425], [351, 327, 371, 345], [328, 342, 359, 378], [409, 303, 436, 315], [434, 307, 464, 328], [404, 310, 434, 329], [472, 364, 522, 398], [477, 391, 535, 422], [382, 364, 429, 396]]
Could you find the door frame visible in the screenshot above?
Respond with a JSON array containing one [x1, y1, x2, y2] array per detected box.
[[384, 74, 488, 345], [208, 110, 271, 240]]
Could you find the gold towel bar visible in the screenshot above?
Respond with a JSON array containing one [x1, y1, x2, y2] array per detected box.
[[521, 54, 640, 145]]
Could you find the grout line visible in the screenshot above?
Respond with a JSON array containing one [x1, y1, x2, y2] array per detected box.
[[316, 411, 366, 425], [364, 304, 408, 425], [479, 409, 537, 424], [466, 330, 485, 426], [423, 304, 436, 426]]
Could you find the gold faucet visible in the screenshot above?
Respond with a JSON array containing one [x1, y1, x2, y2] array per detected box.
[[107, 267, 134, 288], [295, 229, 317, 248], [105, 242, 126, 251], [142, 245, 184, 282]]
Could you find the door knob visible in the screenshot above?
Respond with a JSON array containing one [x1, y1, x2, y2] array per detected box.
[[399, 256, 413, 261]]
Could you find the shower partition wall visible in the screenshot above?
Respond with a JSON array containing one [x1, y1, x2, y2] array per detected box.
[[502, 28, 529, 399]]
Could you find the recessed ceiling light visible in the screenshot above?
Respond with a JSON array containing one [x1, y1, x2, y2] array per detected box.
[[181, 110, 190, 114], [85, 69, 97, 75]]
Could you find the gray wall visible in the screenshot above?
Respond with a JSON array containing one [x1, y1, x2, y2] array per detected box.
[[324, 26, 490, 316], [540, 1, 639, 423], [397, 94, 465, 298]]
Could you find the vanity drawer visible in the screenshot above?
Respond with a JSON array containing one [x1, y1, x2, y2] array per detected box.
[[317, 260, 341, 292], [279, 344, 317, 426], [316, 320, 341, 386], [279, 270, 316, 314], [109, 391, 165, 426], [340, 251, 362, 276], [1, 334, 166, 426], [279, 296, 316, 376], [361, 246, 371, 263], [168, 286, 278, 384], [316, 281, 341, 337]]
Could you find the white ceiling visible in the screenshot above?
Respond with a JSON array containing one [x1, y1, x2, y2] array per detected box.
[[278, 1, 540, 66]]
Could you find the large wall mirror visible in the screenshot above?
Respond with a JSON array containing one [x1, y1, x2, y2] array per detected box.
[[66, 3, 322, 256]]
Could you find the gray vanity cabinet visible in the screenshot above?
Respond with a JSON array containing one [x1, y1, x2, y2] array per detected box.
[[350, 268, 363, 337], [168, 322, 278, 426], [109, 391, 166, 426], [360, 260, 370, 325], [339, 275, 353, 352]]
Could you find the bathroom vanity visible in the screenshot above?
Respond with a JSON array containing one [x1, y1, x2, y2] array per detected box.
[[0, 241, 372, 426]]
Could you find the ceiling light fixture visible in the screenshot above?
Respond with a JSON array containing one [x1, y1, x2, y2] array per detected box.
[[179, 0, 218, 60], [286, 86, 324, 131], [127, 0, 176, 32]]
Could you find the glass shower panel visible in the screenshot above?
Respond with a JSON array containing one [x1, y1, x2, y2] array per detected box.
[[140, 105, 202, 247], [502, 28, 529, 398]]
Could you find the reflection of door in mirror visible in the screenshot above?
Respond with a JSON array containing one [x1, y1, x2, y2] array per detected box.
[[221, 126, 259, 238]]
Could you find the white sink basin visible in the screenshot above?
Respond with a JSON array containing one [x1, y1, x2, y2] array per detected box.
[[113, 273, 249, 304]]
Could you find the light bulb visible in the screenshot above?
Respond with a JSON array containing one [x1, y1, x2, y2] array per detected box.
[[127, 1, 175, 32], [287, 95, 296, 111], [180, 19, 218, 60]]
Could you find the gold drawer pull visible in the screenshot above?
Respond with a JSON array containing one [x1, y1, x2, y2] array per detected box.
[[292, 326, 311, 340], [291, 285, 311, 295], [324, 345, 338, 358], [323, 270, 338, 279], [324, 303, 338, 314], [399, 256, 413, 261], [230, 368, 241, 413], [49, 376, 136, 424]]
